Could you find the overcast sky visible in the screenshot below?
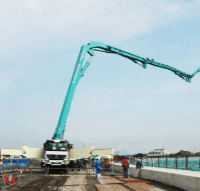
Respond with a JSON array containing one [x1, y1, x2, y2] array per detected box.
[[0, 0, 200, 155]]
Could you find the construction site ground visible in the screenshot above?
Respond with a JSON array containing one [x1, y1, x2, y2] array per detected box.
[[7, 168, 185, 191]]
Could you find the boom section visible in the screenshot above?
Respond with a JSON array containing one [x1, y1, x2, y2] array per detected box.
[[52, 41, 200, 140], [52, 45, 89, 139], [87, 41, 200, 82]]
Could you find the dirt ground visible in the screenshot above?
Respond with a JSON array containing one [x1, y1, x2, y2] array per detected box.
[[6, 169, 99, 191], [7, 174, 68, 191], [4, 168, 185, 191]]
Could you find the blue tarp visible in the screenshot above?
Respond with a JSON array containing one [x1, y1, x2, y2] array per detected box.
[[3, 160, 12, 167], [12, 159, 19, 167], [17, 159, 31, 167], [2, 159, 31, 167]]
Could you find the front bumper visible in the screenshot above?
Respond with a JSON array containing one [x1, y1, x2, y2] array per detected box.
[[42, 159, 69, 166]]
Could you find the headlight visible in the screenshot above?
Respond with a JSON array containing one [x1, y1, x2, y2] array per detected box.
[[45, 159, 49, 164]]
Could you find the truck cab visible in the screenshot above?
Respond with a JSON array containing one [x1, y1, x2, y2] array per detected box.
[[41, 140, 73, 170]]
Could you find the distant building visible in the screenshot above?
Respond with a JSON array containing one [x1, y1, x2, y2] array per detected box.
[[147, 149, 170, 156]]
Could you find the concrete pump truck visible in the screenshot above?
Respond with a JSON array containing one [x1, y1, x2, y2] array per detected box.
[[41, 41, 200, 171]]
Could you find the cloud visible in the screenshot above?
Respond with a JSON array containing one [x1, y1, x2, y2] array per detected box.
[[0, 0, 200, 51]]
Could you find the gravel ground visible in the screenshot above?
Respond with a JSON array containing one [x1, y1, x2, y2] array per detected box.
[[3, 168, 185, 191]]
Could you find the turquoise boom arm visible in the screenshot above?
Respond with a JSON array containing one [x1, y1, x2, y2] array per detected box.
[[52, 41, 200, 140]]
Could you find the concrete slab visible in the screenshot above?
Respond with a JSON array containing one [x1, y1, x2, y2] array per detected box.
[[97, 176, 124, 184], [125, 183, 165, 191], [68, 171, 86, 175], [64, 175, 87, 185], [60, 185, 87, 191], [95, 184, 128, 191], [49, 174, 67, 176], [67, 170, 86, 174], [117, 177, 150, 183]]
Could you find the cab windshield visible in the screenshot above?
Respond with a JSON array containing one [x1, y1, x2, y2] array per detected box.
[[46, 143, 68, 151]]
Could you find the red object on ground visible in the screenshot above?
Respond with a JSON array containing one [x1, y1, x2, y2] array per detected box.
[[11, 175, 16, 186], [23, 168, 26, 173], [5, 175, 9, 184]]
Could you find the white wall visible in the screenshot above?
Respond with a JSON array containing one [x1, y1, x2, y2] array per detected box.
[[112, 163, 200, 191], [1, 148, 23, 156], [24, 148, 44, 158], [69, 146, 94, 160], [1, 146, 113, 160], [1, 146, 44, 159], [92, 148, 114, 159], [69, 147, 114, 160]]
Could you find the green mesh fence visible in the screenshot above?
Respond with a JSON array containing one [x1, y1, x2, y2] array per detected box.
[[129, 157, 200, 171]]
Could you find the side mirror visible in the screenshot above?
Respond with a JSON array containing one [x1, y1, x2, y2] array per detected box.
[[68, 144, 73, 150]]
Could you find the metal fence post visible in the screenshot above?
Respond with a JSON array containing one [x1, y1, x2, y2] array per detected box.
[[175, 156, 178, 169], [151, 157, 153, 167], [16, 169, 21, 188], [199, 156, 200, 168], [185, 156, 188, 170]]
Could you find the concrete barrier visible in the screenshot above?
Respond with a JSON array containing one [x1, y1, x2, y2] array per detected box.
[[111, 163, 200, 191]]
